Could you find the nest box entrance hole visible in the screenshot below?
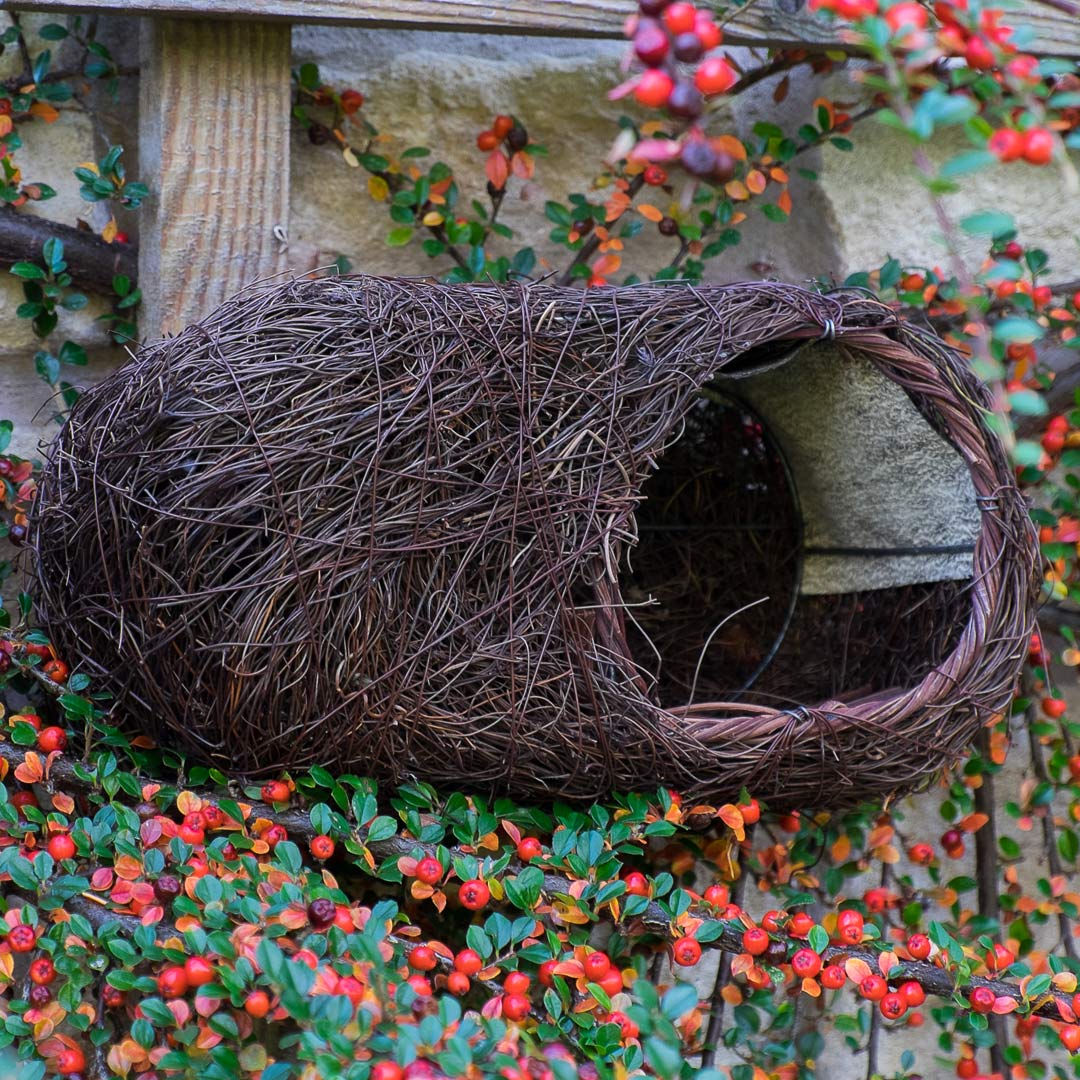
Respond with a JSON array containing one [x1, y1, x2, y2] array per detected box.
[[622, 380, 973, 712], [622, 387, 801, 706]]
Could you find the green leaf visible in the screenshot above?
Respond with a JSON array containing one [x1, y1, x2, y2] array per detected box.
[[386, 226, 413, 247], [994, 318, 1045, 344], [960, 210, 1014, 238], [808, 924, 829, 953], [10, 262, 45, 280], [38, 23, 69, 39]]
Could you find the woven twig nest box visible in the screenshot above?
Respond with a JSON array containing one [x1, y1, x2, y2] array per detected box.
[[31, 277, 1038, 808]]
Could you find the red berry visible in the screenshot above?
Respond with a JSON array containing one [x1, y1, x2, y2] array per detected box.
[[969, 985, 995, 1013], [908, 842, 935, 865], [455, 949, 483, 975], [703, 883, 729, 907], [821, 964, 846, 989], [634, 19, 670, 66], [583, 951, 611, 981], [694, 56, 736, 96], [836, 910, 864, 945], [859, 974, 887, 1001], [340, 89, 364, 114], [965, 36, 996, 69], [310, 834, 335, 860], [37, 727, 67, 753], [662, 1, 696, 33], [880, 992, 907, 1019], [1023, 128, 1055, 166], [907, 933, 931, 960], [157, 965, 189, 999], [447, 971, 470, 995], [260, 780, 290, 805], [956, 1060, 978, 1079], [492, 115, 514, 139], [738, 798, 761, 824], [42, 659, 68, 683], [634, 69, 675, 108], [788, 912, 815, 938], [624, 871, 650, 896], [538, 958, 559, 986], [791, 948, 822, 979], [8, 924, 35, 952], [114, 230, 130, 244], [1061, 1024, 1080, 1052], [372, 1066, 405, 1080], [1042, 696, 1068, 719], [600, 967, 624, 996], [264, 824, 288, 848], [409, 945, 437, 971], [415, 856, 443, 884], [516, 837, 542, 861], [672, 937, 702, 966], [609, 1010, 639, 1039], [502, 992, 531, 1021], [643, 163, 668, 186], [743, 927, 769, 955], [184, 956, 214, 987], [244, 989, 271, 1018], [200, 803, 224, 829], [47, 833, 76, 861], [694, 13, 721, 49], [504, 970, 531, 994], [56, 1047, 86, 1075], [885, 1, 928, 30], [459, 879, 490, 910], [900, 980, 925, 1007], [29, 957, 55, 985], [986, 942, 1014, 971], [476, 130, 499, 151], [988, 128, 1024, 162], [761, 911, 783, 933]]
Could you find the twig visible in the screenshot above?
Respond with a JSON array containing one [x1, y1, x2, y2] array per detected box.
[[1024, 679, 1080, 962], [972, 725, 1007, 1077]]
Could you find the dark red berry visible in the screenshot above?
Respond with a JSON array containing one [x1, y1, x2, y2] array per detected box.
[[673, 32, 704, 62], [634, 20, 670, 66], [507, 126, 529, 152], [29, 983, 52, 1007], [667, 81, 704, 118], [307, 898, 336, 929], [680, 137, 716, 177], [154, 874, 181, 902], [658, 216, 679, 236]]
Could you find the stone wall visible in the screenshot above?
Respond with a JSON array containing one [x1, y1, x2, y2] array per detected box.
[[1, 12, 1078, 1077]]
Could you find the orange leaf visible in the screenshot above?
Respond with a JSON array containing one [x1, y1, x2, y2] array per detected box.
[[715, 134, 747, 161], [731, 953, 755, 976], [830, 834, 851, 862], [718, 804, 746, 841], [510, 151, 534, 180], [29, 102, 59, 123], [777, 189, 793, 215], [801, 976, 821, 997], [485, 151, 509, 191], [592, 254, 621, 277], [878, 951, 898, 975], [176, 791, 202, 815], [725, 180, 750, 201], [991, 996, 1018, 1014], [721, 984, 743, 1005], [770, 167, 789, 183], [960, 813, 990, 833], [746, 169, 767, 195], [15, 753, 43, 785], [637, 203, 664, 223], [845, 957, 872, 984], [50, 792, 75, 814], [0, 115, 13, 137]]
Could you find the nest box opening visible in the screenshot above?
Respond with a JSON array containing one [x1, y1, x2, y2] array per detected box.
[[624, 340, 978, 713]]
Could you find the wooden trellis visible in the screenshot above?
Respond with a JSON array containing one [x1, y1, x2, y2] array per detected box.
[[3, 0, 1078, 336]]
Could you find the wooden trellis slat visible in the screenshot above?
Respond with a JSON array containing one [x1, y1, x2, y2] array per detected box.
[[5, 0, 1079, 53]]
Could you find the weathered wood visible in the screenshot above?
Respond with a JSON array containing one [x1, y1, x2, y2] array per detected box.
[[6, 0, 1080, 53], [6, 0, 1079, 54], [0, 207, 136, 294], [137, 18, 291, 337]]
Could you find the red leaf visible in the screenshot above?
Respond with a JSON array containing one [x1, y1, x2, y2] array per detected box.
[[485, 151, 509, 191]]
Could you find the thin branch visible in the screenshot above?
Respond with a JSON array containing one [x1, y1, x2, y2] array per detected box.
[[973, 726, 1008, 1077], [0, 207, 136, 294]]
